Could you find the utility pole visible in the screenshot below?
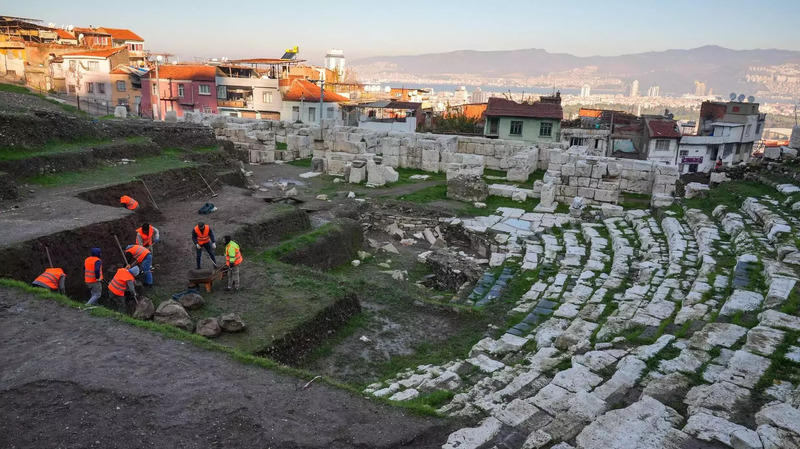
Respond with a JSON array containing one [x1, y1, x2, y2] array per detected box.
[[154, 55, 162, 121]]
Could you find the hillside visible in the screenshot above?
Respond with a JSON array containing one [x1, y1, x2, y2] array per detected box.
[[352, 45, 800, 95]]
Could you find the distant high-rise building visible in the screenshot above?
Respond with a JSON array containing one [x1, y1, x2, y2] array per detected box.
[[694, 81, 707, 96], [454, 86, 469, 105], [470, 87, 487, 104], [630, 80, 639, 97], [580, 84, 591, 98], [647, 86, 660, 97], [324, 48, 346, 78]]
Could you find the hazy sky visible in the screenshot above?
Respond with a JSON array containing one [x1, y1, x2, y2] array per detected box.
[[8, 0, 800, 64]]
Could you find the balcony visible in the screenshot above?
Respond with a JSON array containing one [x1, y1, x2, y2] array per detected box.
[[218, 99, 245, 108]]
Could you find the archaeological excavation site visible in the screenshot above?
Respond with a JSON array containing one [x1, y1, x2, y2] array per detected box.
[[2, 88, 800, 449]]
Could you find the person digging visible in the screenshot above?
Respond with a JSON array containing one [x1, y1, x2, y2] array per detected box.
[[135, 223, 160, 253], [223, 235, 242, 292], [32, 267, 66, 294], [84, 248, 104, 306], [125, 244, 153, 287], [108, 266, 139, 315]]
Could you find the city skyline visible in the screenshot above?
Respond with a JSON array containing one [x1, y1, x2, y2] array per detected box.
[[5, 0, 800, 63]]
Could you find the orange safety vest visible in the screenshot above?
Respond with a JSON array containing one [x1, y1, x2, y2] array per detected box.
[[126, 245, 150, 263], [137, 227, 154, 247], [84, 256, 102, 283], [194, 225, 211, 245], [34, 267, 65, 290], [226, 241, 243, 267], [120, 195, 139, 210], [108, 268, 135, 297]]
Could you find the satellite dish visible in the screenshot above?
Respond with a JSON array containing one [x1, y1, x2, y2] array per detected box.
[[172, 61, 177, 65], [747, 96, 755, 103], [48, 22, 55, 28], [667, 113, 675, 120], [68, 24, 74, 31], [384, 86, 391, 93], [737, 94, 746, 102], [729, 93, 737, 100], [78, 33, 84, 41]]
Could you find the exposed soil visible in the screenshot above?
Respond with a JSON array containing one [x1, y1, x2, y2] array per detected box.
[[0, 289, 453, 448]]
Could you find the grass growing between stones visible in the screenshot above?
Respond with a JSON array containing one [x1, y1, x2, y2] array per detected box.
[[683, 180, 788, 215], [0, 137, 112, 159], [753, 330, 800, 402]]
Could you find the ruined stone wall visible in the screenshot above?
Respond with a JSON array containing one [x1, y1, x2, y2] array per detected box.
[[541, 148, 678, 205]]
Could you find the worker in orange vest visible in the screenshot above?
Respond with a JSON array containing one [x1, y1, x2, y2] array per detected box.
[[108, 266, 139, 314], [135, 223, 160, 251], [125, 244, 153, 286], [32, 267, 66, 294], [192, 221, 217, 269], [120, 195, 139, 210], [84, 248, 103, 306], [223, 235, 242, 292]]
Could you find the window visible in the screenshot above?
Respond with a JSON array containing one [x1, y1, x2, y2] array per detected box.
[[68, 60, 76, 71], [68, 85, 76, 94], [539, 122, 553, 137], [509, 120, 523, 135], [308, 107, 316, 122], [488, 118, 499, 134], [116, 81, 126, 92], [203, 106, 212, 113], [88, 61, 99, 71], [97, 83, 105, 94], [594, 139, 601, 149], [87, 82, 94, 93], [655, 139, 670, 151], [679, 150, 689, 157], [178, 84, 185, 97], [569, 137, 586, 146], [151, 83, 157, 95], [292, 106, 300, 121], [217, 85, 226, 99], [745, 124, 752, 136], [327, 106, 334, 119], [198, 84, 210, 95], [262, 91, 273, 103], [756, 123, 762, 135]]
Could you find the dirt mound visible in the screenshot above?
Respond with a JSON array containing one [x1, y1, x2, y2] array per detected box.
[[0, 109, 100, 148], [274, 219, 364, 270], [231, 206, 312, 250]]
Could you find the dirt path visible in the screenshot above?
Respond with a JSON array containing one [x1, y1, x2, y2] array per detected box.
[[0, 288, 452, 449]]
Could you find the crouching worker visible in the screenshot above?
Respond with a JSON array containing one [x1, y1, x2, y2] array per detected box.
[[125, 244, 153, 286], [108, 266, 139, 315], [32, 267, 66, 294], [84, 248, 103, 306], [224, 235, 242, 292], [120, 195, 139, 211]]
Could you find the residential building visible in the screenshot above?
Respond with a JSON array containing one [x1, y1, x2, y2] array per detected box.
[[280, 78, 348, 124], [55, 29, 78, 45], [0, 36, 26, 82], [580, 84, 591, 98], [141, 65, 220, 119], [694, 81, 707, 96], [676, 99, 766, 173], [62, 47, 129, 107], [349, 100, 422, 132], [0, 15, 59, 43], [97, 28, 145, 66], [216, 64, 282, 120], [453, 86, 469, 105], [647, 85, 660, 97], [445, 103, 487, 120], [110, 65, 146, 115], [324, 49, 345, 78], [483, 96, 563, 144], [643, 117, 681, 165], [470, 87, 487, 104], [72, 27, 112, 48]]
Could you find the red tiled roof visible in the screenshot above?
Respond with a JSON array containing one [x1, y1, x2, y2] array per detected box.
[[62, 47, 127, 58], [73, 27, 111, 36], [109, 67, 128, 75], [98, 27, 143, 41], [484, 97, 563, 120], [283, 79, 348, 102], [144, 65, 218, 81], [646, 118, 681, 138], [55, 29, 76, 40]]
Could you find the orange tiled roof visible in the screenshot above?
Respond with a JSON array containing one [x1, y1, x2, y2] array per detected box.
[[73, 27, 111, 36], [283, 79, 348, 102], [110, 67, 128, 75], [55, 29, 76, 40], [62, 47, 127, 58], [144, 65, 218, 81], [98, 27, 143, 41]]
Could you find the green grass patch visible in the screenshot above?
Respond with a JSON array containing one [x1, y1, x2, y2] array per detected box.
[[396, 184, 448, 204], [262, 222, 341, 261], [0, 137, 111, 160], [276, 141, 288, 151], [286, 157, 312, 168], [0, 83, 32, 94], [781, 287, 800, 316], [684, 180, 787, 216], [28, 151, 196, 187], [483, 169, 506, 178]]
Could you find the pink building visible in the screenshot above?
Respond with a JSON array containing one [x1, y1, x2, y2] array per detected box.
[[141, 65, 220, 119]]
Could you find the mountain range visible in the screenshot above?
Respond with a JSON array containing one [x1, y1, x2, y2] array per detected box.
[[351, 46, 800, 96]]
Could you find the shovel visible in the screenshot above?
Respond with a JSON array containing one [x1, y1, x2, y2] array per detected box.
[[198, 172, 219, 197]]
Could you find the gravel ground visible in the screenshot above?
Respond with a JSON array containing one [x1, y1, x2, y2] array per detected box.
[[0, 90, 68, 115]]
